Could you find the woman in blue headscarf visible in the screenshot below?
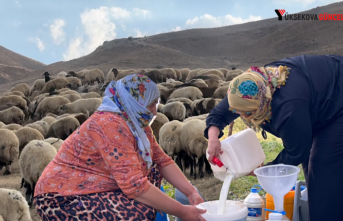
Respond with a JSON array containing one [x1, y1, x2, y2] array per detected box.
[[34, 73, 206, 221]]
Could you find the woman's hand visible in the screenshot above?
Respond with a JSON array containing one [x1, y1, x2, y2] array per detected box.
[[178, 205, 207, 221], [207, 126, 222, 165], [207, 137, 222, 165], [187, 190, 205, 206]]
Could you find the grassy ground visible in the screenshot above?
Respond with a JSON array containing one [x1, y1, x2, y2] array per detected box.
[[163, 118, 305, 220]]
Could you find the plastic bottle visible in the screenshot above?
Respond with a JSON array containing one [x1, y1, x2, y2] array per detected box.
[[267, 213, 283, 221], [207, 128, 266, 181], [266, 212, 291, 221], [243, 185, 264, 221]]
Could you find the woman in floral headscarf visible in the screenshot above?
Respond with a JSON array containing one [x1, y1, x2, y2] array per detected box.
[[205, 54, 343, 221], [34, 74, 206, 221]]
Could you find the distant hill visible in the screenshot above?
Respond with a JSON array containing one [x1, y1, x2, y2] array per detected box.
[[0, 45, 46, 86], [1, 1, 343, 92]]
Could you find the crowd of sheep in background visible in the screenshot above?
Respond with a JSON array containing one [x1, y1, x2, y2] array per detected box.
[[0, 66, 243, 220]]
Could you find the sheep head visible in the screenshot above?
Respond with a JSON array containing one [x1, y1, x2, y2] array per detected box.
[[112, 68, 119, 78], [42, 72, 51, 77], [59, 104, 68, 114]]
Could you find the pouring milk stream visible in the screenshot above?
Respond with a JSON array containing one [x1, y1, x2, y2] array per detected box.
[[205, 128, 266, 216]]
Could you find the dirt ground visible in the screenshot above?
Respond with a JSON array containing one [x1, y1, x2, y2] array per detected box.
[[0, 158, 226, 221]]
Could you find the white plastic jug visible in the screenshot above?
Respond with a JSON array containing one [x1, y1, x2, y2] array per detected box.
[[207, 128, 266, 181], [243, 185, 265, 221], [196, 200, 248, 221]]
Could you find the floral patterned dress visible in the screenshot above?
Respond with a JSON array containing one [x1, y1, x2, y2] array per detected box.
[[34, 111, 174, 221]]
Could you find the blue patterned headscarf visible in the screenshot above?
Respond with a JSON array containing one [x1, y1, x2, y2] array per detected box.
[[97, 73, 160, 169]]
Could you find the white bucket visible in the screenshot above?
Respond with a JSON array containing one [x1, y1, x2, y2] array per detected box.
[[207, 128, 266, 181], [196, 200, 248, 221]]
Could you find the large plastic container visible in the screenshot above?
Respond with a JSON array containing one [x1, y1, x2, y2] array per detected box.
[[266, 191, 294, 220], [244, 185, 264, 221], [196, 200, 248, 221], [207, 128, 266, 181]]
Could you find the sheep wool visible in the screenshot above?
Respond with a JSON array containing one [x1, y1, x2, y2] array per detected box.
[[80, 92, 102, 99], [58, 98, 102, 115], [44, 138, 64, 151], [0, 188, 31, 221], [19, 140, 57, 207], [161, 101, 186, 121], [151, 113, 169, 141], [2, 123, 23, 131], [0, 106, 25, 125], [10, 83, 31, 97], [168, 86, 203, 101], [46, 116, 80, 140], [0, 129, 19, 175], [159, 120, 184, 158], [14, 127, 44, 153]]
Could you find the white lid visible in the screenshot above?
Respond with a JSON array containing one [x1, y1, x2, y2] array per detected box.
[[269, 213, 283, 220]]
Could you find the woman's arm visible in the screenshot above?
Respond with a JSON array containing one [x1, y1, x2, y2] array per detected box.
[[134, 183, 206, 221]]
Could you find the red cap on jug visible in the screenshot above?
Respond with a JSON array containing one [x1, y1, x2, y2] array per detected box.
[[212, 156, 224, 167]]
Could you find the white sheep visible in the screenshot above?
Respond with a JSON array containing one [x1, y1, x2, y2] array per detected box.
[[41, 116, 56, 126], [46, 116, 80, 140], [66, 76, 82, 90], [25, 121, 49, 137], [1, 123, 23, 131], [30, 79, 45, 93], [160, 68, 177, 81], [14, 127, 44, 153], [56, 71, 68, 78], [58, 98, 102, 115], [115, 69, 136, 80], [0, 121, 5, 128], [60, 93, 82, 102], [213, 86, 229, 99], [0, 106, 25, 125], [32, 96, 71, 120], [158, 120, 185, 170], [80, 92, 102, 99], [0, 129, 19, 175], [186, 68, 204, 82], [40, 78, 70, 94], [105, 67, 119, 84], [151, 112, 169, 142], [159, 120, 184, 158], [161, 101, 186, 121], [0, 188, 31, 221], [180, 119, 208, 179], [80, 69, 105, 85], [19, 140, 57, 207], [197, 69, 224, 80], [4, 91, 25, 97], [44, 138, 64, 151], [10, 83, 31, 97], [226, 69, 243, 81], [168, 86, 203, 101], [0, 95, 29, 116], [178, 68, 190, 81], [191, 98, 217, 116]]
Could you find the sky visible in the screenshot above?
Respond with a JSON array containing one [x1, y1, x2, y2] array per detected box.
[[0, 0, 341, 65]]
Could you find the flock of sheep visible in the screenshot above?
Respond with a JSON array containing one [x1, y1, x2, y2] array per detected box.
[[0, 66, 242, 221]]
